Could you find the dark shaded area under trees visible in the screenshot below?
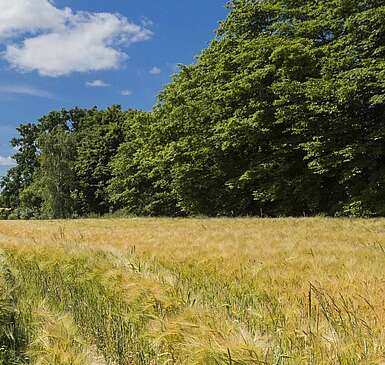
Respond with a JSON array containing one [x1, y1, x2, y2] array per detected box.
[[1, 0, 385, 219]]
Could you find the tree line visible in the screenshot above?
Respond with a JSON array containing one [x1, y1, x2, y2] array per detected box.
[[1, 0, 385, 218]]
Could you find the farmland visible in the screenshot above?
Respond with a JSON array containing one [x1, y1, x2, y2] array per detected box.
[[0, 218, 384, 364]]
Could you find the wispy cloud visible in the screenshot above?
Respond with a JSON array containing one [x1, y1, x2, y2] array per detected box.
[[0, 84, 53, 98], [0, 0, 153, 77], [141, 17, 154, 28], [0, 156, 16, 167], [86, 80, 109, 87], [121, 89, 132, 96], [149, 66, 161, 75]]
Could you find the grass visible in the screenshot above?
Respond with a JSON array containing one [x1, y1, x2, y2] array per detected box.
[[0, 217, 384, 363]]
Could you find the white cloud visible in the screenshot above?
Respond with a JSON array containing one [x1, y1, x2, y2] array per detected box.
[[0, 156, 16, 167], [121, 89, 132, 96], [86, 79, 109, 87], [0, 0, 70, 39], [0, 0, 152, 77], [0, 84, 53, 98], [149, 66, 161, 75]]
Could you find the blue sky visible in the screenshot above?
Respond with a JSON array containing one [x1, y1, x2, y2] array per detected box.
[[0, 0, 228, 176]]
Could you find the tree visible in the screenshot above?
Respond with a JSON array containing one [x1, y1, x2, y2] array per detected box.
[[74, 106, 126, 215], [0, 109, 87, 211], [37, 127, 77, 218], [108, 110, 181, 216], [110, 0, 385, 216], [3, 0, 385, 218]]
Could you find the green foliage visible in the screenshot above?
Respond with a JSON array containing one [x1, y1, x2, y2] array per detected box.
[[108, 110, 181, 216], [75, 106, 125, 215], [37, 127, 78, 219], [2, 0, 385, 217]]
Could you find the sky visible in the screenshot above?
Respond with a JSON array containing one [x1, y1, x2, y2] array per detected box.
[[0, 0, 228, 177]]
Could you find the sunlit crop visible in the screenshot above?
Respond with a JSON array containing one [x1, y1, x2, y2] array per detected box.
[[0, 218, 384, 364]]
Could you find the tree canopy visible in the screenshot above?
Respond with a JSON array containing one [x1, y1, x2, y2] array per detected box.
[[2, 0, 385, 218]]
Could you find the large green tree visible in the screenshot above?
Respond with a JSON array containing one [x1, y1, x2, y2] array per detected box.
[[109, 0, 385, 217], [37, 126, 77, 218], [74, 106, 126, 215], [108, 110, 181, 216], [2, 0, 385, 218]]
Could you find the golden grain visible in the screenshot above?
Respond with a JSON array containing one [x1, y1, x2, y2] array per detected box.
[[0, 218, 384, 364]]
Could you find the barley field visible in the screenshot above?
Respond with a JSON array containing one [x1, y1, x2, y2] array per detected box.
[[0, 218, 384, 364]]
